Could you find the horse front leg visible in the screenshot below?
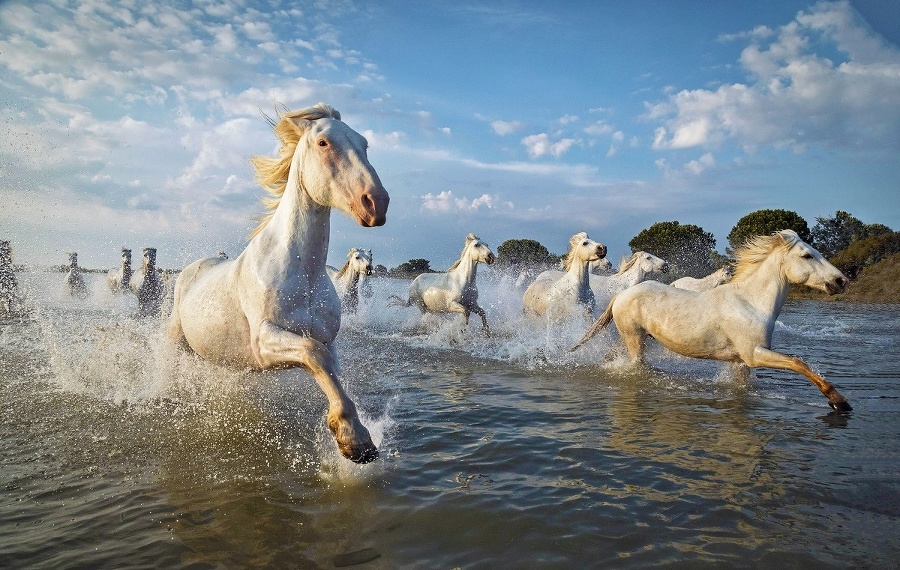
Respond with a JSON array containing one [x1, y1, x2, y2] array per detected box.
[[470, 303, 490, 336], [255, 321, 378, 463], [750, 346, 851, 412]]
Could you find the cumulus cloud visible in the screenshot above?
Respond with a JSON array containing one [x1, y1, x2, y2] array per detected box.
[[420, 191, 513, 213], [521, 133, 578, 158], [491, 119, 524, 136], [649, 1, 900, 153]]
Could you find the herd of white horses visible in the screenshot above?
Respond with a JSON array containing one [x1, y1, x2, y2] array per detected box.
[[1, 103, 854, 463]]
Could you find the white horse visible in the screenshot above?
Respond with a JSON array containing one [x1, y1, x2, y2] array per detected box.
[[392, 233, 495, 334], [589, 251, 669, 307], [130, 247, 165, 317], [522, 232, 608, 318], [0, 240, 22, 315], [167, 103, 389, 463], [572, 230, 852, 411], [64, 252, 89, 299], [107, 247, 133, 294], [671, 265, 733, 292], [326, 247, 373, 313]]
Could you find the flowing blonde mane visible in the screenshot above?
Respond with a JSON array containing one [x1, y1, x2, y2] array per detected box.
[[448, 233, 480, 271], [730, 230, 801, 282], [248, 103, 342, 238], [616, 252, 641, 275]]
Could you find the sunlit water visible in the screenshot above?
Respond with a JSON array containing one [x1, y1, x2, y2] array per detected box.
[[1, 269, 897, 568]]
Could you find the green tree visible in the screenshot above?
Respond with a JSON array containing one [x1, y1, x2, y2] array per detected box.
[[496, 238, 556, 268], [727, 209, 810, 254], [830, 232, 900, 278], [389, 258, 432, 277], [810, 211, 867, 258], [628, 221, 717, 278]]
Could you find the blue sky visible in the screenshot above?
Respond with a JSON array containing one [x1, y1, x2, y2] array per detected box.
[[1, 0, 898, 270]]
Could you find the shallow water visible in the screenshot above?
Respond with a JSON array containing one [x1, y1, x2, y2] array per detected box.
[[1, 270, 897, 568]]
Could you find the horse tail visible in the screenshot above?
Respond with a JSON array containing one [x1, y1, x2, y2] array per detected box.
[[570, 295, 616, 352]]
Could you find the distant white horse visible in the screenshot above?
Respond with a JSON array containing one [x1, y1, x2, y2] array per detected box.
[[522, 232, 608, 318], [326, 247, 373, 313], [130, 247, 165, 317], [0, 240, 22, 315], [671, 265, 733, 292], [590, 251, 669, 307], [107, 247, 133, 294], [64, 252, 89, 299], [392, 233, 495, 334], [167, 103, 389, 463], [572, 230, 852, 411]]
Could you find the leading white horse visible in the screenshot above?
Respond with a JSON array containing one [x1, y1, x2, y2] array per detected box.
[[572, 230, 852, 411], [64, 252, 89, 299], [670, 265, 733, 292], [167, 103, 389, 463], [392, 233, 495, 334], [523, 232, 608, 318], [590, 251, 669, 308], [107, 247, 133, 294], [326, 247, 373, 313]]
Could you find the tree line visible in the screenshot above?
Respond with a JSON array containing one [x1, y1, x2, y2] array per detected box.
[[385, 209, 897, 281]]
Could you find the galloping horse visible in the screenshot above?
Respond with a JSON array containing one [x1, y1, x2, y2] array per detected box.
[[523, 232, 608, 318], [130, 247, 165, 316], [326, 247, 373, 313], [670, 265, 733, 292], [167, 103, 389, 463], [572, 230, 852, 411], [64, 252, 89, 299], [107, 247, 133, 294], [392, 233, 495, 334], [589, 251, 669, 308], [0, 240, 22, 315]]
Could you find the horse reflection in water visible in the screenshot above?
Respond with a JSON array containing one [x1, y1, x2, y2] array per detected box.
[[327, 247, 372, 314], [573, 230, 852, 411], [167, 103, 389, 463], [523, 232, 607, 319], [130, 247, 165, 317], [107, 247, 133, 294], [392, 233, 495, 335], [64, 252, 89, 299]]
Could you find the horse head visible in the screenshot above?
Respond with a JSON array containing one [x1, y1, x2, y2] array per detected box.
[[464, 233, 495, 265], [288, 105, 389, 227], [141, 247, 157, 270], [348, 247, 373, 276], [631, 251, 669, 276], [68, 252, 78, 268], [779, 230, 848, 295], [565, 232, 607, 270], [121, 247, 132, 265], [0, 241, 11, 264]]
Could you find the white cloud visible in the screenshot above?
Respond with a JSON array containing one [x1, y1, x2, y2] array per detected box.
[[521, 133, 578, 158], [649, 1, 900, 153], [491, 119, 524, 136], [420, 191, 512, 213], [685, 152, 716, 175]]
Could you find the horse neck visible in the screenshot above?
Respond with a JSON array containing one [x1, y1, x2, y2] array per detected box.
[[122, 258, 132, 278], [450, 252, 479, 287], [567, 257, 591, 292], [733, 252, 790, 317], [250, 173, 331, 279]]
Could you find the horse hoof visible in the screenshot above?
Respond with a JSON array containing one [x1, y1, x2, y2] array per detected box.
[[830, 400, 853, 412]]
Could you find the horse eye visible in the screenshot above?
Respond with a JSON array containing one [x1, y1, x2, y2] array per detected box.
[[318, 139, 328, 147], [582, 241, 589, 246], [801, 252, 813, 259]]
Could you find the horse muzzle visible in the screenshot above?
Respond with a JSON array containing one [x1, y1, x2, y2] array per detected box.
[[486, 253, 496, 265], [826, 275, 849, 295], [354, 187, 390, 227]]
